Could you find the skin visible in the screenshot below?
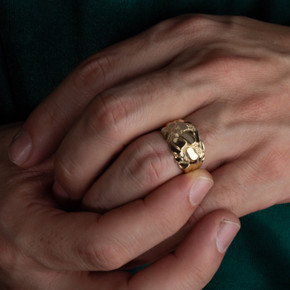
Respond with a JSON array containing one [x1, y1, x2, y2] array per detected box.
[[0, 124, 240, 289], [4, 14, 290, 286], [10, 15, 290, 211]]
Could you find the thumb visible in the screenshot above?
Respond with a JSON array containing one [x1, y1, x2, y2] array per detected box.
[[130, 209, 240, 290]]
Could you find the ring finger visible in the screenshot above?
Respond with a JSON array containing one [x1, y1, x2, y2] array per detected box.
[[82, 101, 258, 211]]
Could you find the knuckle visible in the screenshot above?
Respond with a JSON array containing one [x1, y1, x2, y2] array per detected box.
[[135, 153, 162, 186], [195, 49, 258, 89], [170, 49, 254, 91], [170, 14, 221, 40], [150, 14, 220, 47], [202, 49, 248, 73], [231, 15, 252, 26], [125, 136, 168, 188], [78, 241, 127, 271], [73, 53, 113, 94], [85, 94, 133, 142], [177, 14, 214, 30]]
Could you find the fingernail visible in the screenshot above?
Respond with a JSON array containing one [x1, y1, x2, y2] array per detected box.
[[216, 220, 240, 253], [53, 181, 69, 200], [9, 130, 32, 166], [189, 176, 213, 206]]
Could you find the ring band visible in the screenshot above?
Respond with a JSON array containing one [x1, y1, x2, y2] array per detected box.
[[161, 119, 205, 173]]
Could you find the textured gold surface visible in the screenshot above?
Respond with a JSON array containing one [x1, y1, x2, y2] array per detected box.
[[161, 120, 205, 172]]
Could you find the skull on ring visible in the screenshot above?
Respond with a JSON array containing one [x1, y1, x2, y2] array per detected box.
[[161, 120, 205, 172]]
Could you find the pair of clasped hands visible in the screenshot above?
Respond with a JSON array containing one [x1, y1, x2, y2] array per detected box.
[[1, 15, 290, 289]]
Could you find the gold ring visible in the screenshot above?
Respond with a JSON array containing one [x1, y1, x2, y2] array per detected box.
[[161, 119, 205, 173]]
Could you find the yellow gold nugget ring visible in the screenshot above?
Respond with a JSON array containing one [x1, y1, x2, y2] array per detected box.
[[161, 120, 205, 173]]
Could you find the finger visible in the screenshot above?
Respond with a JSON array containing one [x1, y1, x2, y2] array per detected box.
[[195, 146, 290, 219], [21, 212, 239, 290], [124, 140, 290, 266], [9, 15, 211, 168], [129, 210, 240, 290], [82, 131, 180, 211], [82, 101, 255, 211], [53, 63, 216, 199], [22, 170, 213, 271]]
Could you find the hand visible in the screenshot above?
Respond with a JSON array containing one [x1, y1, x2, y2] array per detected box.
[[0, 124, 240, 289], [9, 15, 290, 213], [8, 14, 289, 267]]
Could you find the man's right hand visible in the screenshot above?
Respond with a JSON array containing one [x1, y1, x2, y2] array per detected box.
[[0, 123, 239, 289]]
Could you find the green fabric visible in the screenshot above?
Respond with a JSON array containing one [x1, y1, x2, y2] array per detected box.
[[0, 0, 289, 288]]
